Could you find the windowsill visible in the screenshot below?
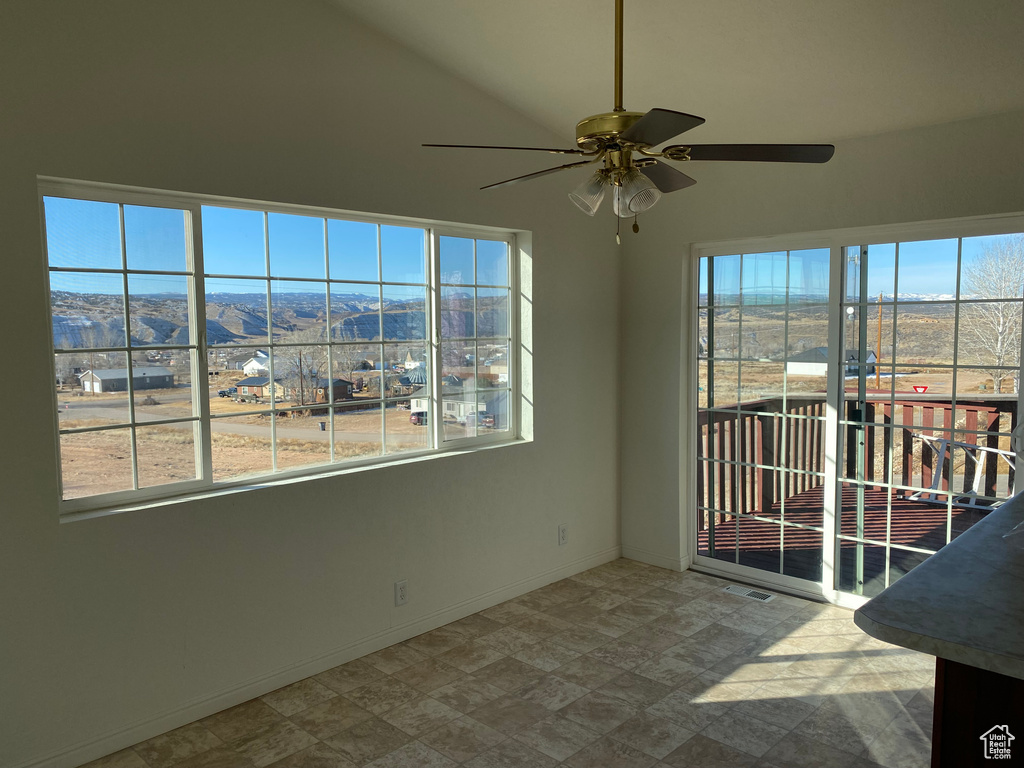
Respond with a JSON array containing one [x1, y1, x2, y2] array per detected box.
[[59, 435, 530, 524]]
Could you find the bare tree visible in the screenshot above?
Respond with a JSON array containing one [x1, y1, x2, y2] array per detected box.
[[960, 235, 1024, 393], [276, 328, 329, 405]]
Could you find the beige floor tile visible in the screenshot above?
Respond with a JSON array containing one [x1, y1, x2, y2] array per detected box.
[[512, 639, 581, 671], [403, 627, 470, 658], [261, 679, 337, 718], [81, 748, 149, 768], [228, 722, 318, 768], [512, 714, 603, 761], [562, 691, 640, 734], [287, 696, 372, 740], [322, 718, 411, 766], [760, 732, 859, 768], [314, 660, 385, 695], [343, 678, 421, 716], [472, 657, 546, 693], [701, 710, 789, 758], [477, 626, 540, 655], [661, 636, 731, 668], [717, 610, 786, 636], [755, 675, 853, 708], [463, 738, 558, 768], [587, 639, 657, 671], [730, 690, 817, 729], [201, 700, 285, 744], [363, 645, 428, 675], [549, 626, 612, 654], [608, 712, 695, 760], [598, 672, 673, 709], [428, 677, 507, 714], [264, 743, 356, 768], [418, 716, 507, 763], [363, 741, 457, 768], [509, 590, 566, 612], [133, 722, 223, 768], [172, 746, 254, 768], [390, 658, 464, 694], [468, 694, 552, 735], [604, 578, 659, 599], [570, 569, 615, 588], [579, 589, 633, 611], [610, 600, 669, 624], [516, 674, 591, 711], [795, 702, 889, 754], [632, 655, 704, 688], [380, 696, 461, 737], [479, 601, 537, 625], [618, 626, 689, 653], [578, 612, 641, 638], [511, 612, 573, 639], [551, 656, 624, 689], [437, 641, 506, 674], [679, 672, 761, 705], [447, 613, 504, 639], [564, 736, 658, 768], [544, 603, 605, 624], [662, 733, 758, 768], [645, 689, 730, 733], [859, 712, 931, 768]]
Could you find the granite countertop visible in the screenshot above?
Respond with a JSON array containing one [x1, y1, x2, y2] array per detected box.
[[854, 492, 1024, 679]]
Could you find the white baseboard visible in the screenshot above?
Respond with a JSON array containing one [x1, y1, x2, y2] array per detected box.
[[18, 545, 621, 768], [621, 545, 689, 572]]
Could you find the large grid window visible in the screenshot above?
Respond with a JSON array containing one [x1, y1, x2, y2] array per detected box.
[[44, 181, 517, 512]]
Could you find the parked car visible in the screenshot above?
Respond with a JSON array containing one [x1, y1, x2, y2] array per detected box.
[[410, 411, 428, 425], [218, 387, 237, 397]]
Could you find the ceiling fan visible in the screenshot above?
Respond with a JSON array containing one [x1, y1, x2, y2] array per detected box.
[[424, 0, 834, 237]]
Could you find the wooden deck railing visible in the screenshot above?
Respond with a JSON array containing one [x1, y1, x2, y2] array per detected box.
[[697, 395, 1018, 533]]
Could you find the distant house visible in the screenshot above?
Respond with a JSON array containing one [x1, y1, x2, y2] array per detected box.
[[786, 347, 877, 377], [235, 376, 284, 399], [241, 352, 271, 377], [288, 378, 354, 404], [409, 383, 505, 427], [79, 367, 174, 393]]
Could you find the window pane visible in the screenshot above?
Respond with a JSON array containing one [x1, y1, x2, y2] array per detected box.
[[789, 248, 829, 303], [961, 234, 1024, 300], [205, 278, 269, 344], [136, 423, 197, 488], [477, 239, 509, 287], [201, 206, 266, 276], [383, 285, 427, 341], [958, 301, 1022, 370], [269, 212, 326, 279], [328, 219, 379, 282], [68, 350, 131, 423], [50, 271, 126, 349], [698, 257, 708, 307], [271, 280, 328, 347], [480, 389, 510, 433], [893, 302, 955, 365], [59, 428, 134, 499], [898, 239, 957, 300], [330, 284, 381, 341], [441, 287, 474, 338], [710, 308, 739, 359], [741, 251, 787, 305], [129, 273, 189, 346], [274, 344, 329, 406], [441, 340, 473, 386], [712, 255, 740, 306], [44, 197, 122, 270], [211, 414, 273, 481], [477, 288, 509, 338], [124, 205, 189, 273], [334, 404, 383, 461], [478, 340, 509, 387], [386, 402, 429, 454], [275, 410, 331, 471], [381, 225, 426, 284], [440, 235, 474, 285], [332, 344, 378, 394]]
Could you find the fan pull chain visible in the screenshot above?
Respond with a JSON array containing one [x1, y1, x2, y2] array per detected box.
[[615, 215, 621, 245], [632, 214, 639, 234]]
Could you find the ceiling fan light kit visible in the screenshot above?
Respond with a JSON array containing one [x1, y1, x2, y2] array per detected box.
[[424, 0, 835, 238]]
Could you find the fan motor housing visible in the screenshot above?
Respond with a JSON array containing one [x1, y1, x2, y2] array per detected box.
[[575, 111, 645, 150]]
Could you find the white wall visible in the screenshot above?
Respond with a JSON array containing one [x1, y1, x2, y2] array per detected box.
[[0, 3, 621, 766], [620, 109, 1024, 571]]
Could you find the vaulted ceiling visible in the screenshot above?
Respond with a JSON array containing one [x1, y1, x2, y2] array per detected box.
[[331, 0, 1024, 145]]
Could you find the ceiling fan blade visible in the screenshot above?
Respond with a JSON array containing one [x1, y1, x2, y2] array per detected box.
[[682, 144, 836, 163], [619, 108, 706, 147], [481, 159, 595, 190], [423, 143, 585, 155], [638, 161, 697, 193]]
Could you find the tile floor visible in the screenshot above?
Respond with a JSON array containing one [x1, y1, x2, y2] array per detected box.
[[84, 560, 935, 768]]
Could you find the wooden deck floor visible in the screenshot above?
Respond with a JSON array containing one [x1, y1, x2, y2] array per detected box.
[[697, 484, 990, 591]]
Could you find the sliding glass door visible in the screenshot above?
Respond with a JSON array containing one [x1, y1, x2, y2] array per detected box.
[[692, 223, 1024, 602]]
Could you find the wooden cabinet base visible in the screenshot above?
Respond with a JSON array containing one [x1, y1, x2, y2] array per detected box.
[[933, 657, 1024, 767]]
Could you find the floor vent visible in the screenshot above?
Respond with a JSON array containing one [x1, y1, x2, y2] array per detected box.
[[724, 584, 776, 602]]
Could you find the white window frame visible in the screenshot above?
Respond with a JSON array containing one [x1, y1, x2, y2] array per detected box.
[[40, 177, 523, 517]]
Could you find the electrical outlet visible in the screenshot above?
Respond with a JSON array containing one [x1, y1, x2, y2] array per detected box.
[[394, 580, 408, 606], [558, 524, 568, 546]]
